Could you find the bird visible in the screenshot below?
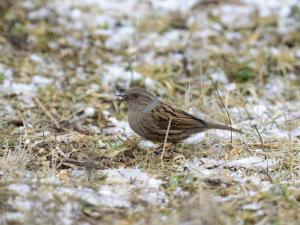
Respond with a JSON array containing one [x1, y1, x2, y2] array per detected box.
[[116, 87, 242, 143]]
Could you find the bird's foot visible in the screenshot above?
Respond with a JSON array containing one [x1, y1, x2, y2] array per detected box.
[[154, 143, 176, 158]]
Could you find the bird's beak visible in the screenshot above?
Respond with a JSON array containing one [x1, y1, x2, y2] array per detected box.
[[115, 93, 128, 101]]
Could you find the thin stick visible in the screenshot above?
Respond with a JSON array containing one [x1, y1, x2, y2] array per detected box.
[[34, 97, 60, 129], [252, 124, 264, 151], [184, 81, 191, 108], [1, 116, 23, 126], [161, 116, 173, 164], [209, 78, 233, 143]]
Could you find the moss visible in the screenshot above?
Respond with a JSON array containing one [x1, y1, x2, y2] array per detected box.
[[226, 63, 255, 82], [167, 174, 198, 192], [0, 72, 5, 83]]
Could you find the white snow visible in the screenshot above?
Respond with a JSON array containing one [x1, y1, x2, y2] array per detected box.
[[214, 190, 259, 203], [225, 31, 242, 41], [3, 212, 25, 222], [226, 157, 277, 170], [151, 0, 198, 13], [185, 156, 278, 181], [57, 202, 80, 225], [83, 107, 96, 117], [242, 203, 261, 211], [104, 117, 134, 137], [296, 49, 300, 58], [192, 28, 219, 39], [105, 27, 135, 50], [104, 168, 162, 188], [224, 83, 237, 92], [57, 187, 107, 206], [102, 65, 143, 89], [210, 70, 229, 84], [212, 5, 254, 29], [264, 77, 285, 98], [97, 185, 132, 208], [101, 168, 167, 206], [0, 66, 52, 96], [291, 127, 300, 137], [28, 8, 49, 20], [154, 30, 188, 50], [32, 75, 52, 86], [9, 198, 34, 211], [242, 0, 299, 18], [1, 81, 35, 95], [145, 77, 158, 90], [8, 183, 31, 196], [58, 168, 167, 208], [209, 128, 242, 139], [30, 54, 44, 64], [138, 140, 158, 149], [184, 132, 205, 144]]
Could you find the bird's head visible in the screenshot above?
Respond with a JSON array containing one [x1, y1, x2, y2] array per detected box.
[[116, 87, 158, 111]]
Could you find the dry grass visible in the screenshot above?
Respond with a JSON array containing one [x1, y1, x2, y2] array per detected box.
[[1, 0, 300, 224]]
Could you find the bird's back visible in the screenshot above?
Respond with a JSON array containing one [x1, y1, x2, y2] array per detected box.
[[128, 102, 208, 142]]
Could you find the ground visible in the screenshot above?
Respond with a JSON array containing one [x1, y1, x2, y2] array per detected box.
[[0, 0, 300, 224]]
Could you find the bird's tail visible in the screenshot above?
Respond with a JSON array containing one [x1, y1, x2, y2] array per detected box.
[[206, 122, 243, 134]]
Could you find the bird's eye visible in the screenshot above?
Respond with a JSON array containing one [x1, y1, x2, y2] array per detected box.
[[133, 94, 138, 98]]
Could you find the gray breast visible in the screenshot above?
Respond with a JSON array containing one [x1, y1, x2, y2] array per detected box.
[[127, 100, 161, 141], [128, 110, 147, 138]]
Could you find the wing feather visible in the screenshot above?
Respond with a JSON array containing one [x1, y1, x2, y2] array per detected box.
[[151, 103, 208, 131]]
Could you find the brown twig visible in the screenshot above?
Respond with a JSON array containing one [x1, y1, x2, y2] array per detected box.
[[161, 116, 172, 165], [209, 78, 233, 143], [1, 116, 23, 126], [34, 97, 60, 129], [252, 124, 264, 151]]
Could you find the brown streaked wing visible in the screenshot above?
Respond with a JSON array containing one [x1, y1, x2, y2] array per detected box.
[[151, 103, 208, 131]]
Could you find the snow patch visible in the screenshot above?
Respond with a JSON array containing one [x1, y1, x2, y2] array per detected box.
[[151, 0, 198, 13], [32, 75, 52, 86], [138, 140, 158, 149], [1, 81, 35, 95], [212, 4, 254, 29], [242, 203, 261, 211], [102, 65, 143, 89], [83, 107, 96, 117], [226, 157, 277, 170], [104, 117, 134, 137], [8, 183, 31, 196], [104, 168, 162, 188], [184, 133, 205, 144], [154, 30, 188, 50], [185, 156, 277, 179], [60, 168, 167, 208], [105, 27, 135, 50], [210, 70, 229, 84], [242, 0, 299, 18]]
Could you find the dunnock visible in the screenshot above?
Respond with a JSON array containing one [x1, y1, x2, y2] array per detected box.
[[117, 87, 242, 143]]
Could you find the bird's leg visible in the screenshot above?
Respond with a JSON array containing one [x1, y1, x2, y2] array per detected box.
[[154, 143, 176, 158], [156, 143, 174, 151]]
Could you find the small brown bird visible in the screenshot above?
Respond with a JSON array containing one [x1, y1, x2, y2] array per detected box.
[[117, 87, 242, 143]]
